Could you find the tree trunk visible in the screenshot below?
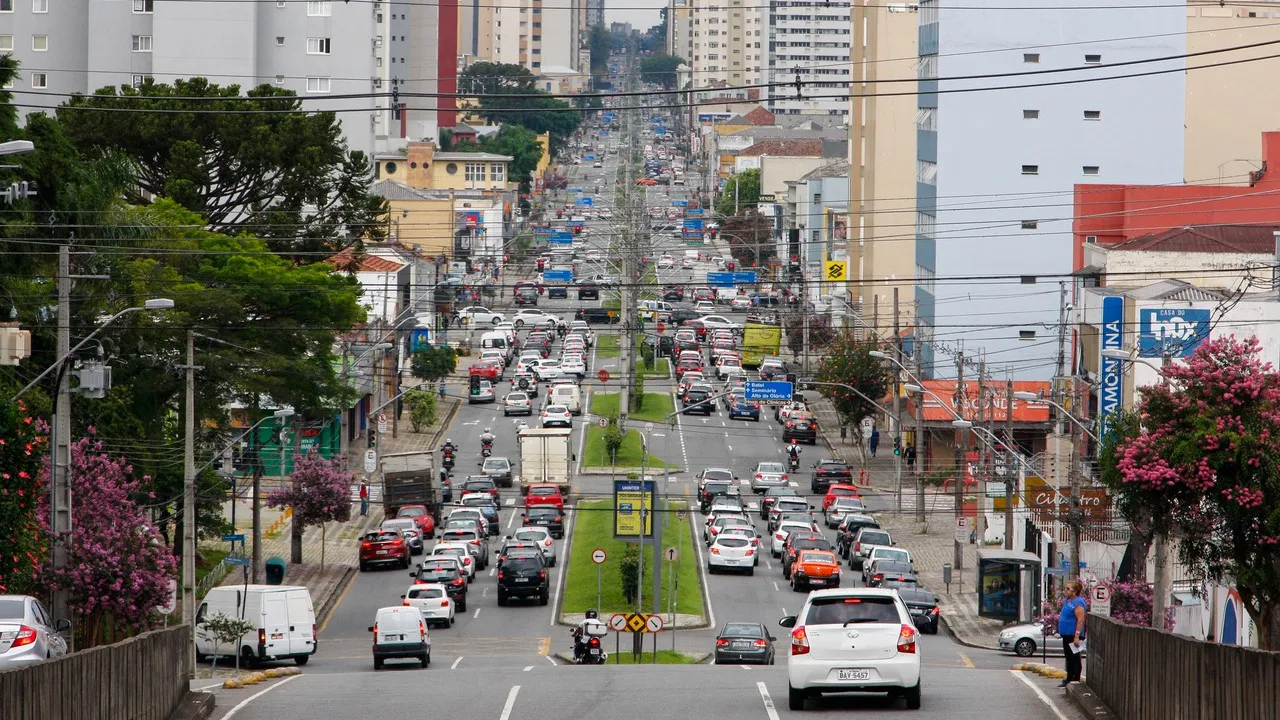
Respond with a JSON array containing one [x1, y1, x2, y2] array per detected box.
[[1239, 589, 1280, 650], [290, 429, 304, 564], [1119, 516, 1152, 583]]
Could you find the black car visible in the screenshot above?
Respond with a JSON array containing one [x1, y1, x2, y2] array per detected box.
[[836, 513, 880, 558], [577, 282, 601, 300], [713, 622, 776, 665], [866, 560, 918, 588], [898, 587, 940, 634], [496, 550, 549, 606], [410, 560, 468, 611], [781, 534, 835, 580], [522, 506, 565, 539], [575, 307, 618, 324], [670, 308, 701, 325], [698, 471, 737, 512], [514, 287, 539, 306], [760, 486, 800, 519], [547, 286, 569, 299], [783, 412, 819, 445], [811, 459, 854, 493], [681, 388, 714, 415], [645, 334, 675, 357], [663, 286, 685, 302]]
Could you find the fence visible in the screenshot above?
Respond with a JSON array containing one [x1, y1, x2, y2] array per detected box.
[[0, 626, 190, 720], [1086, 614, 1280, 720]]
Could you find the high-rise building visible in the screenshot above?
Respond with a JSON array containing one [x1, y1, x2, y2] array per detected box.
[[380, 0, 458, 152], [667, 0, 695, 64], [689, 0, 764, 101], [586, 0, 605, 30], [765, 1, 851, 116]]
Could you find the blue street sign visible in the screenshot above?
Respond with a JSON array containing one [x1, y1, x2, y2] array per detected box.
[[685, 208, 704, 217], [706, 272, 734, 287], [1098, 295, 1125, 438], [744, 381, 794, 403], [576, 197, 593, 207], [671, 199, 689, 207], [1139, 308, 1210, 358], [221, 533, 245, 543], [550, 230, 574, 245], [410, 328, 431, 351], [225, 556, 252, 566], [533, 227, 552, 235], [543, 269, 574, 283], [682, 218, 705, 238], [732, 271, 758, 284], [584, 154, 596, 161], [568, 187, 583, 193]]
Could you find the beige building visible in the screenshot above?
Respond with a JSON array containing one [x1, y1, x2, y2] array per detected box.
[[370, 181, 456, 257], [458, 0, 497, 66], [463, 0, 582, 74], [668, 0, 694, 62], [850, 3, 919, 338], [374, 143, 514, 194], [690, 0, 765, 100], [1184, 3, 1280, 183]]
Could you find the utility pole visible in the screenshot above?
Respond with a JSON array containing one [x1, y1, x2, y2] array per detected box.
[[51, 245, 72, 632], [251, 400, 263, 584], [1004, 378, 1016, 551], [1151, 353, 1173, 628], [1068, 378, 1084, 581], [893, 288, 903, 513], [953, 351, 966, 571], [339, 341, 350, 460], [977, 359, 987, 545], [913, 303, 926, 522], [182, 330, 201, 677]]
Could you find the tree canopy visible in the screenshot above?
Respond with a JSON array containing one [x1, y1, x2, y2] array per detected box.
[[640, 54, 685, 91], [812, 332, 891, 458], [717, 168, 761, 216], [458, 63, 583, 148]]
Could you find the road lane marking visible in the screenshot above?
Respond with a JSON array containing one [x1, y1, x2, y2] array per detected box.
[[958, 652, 975, 669], [490, 567, 496, 576], [773, 581, 780, 592], [507, 510, 517, 529], [523, 665, 534, 672], [766, 561, 772, 570], [550, 508, 575, 626], [537, 637, 552, 655], [545, 655, 557, 666], [474, 608, 482, 619], [689, 511, 716, 630], [505, 498, 516, 507], [756, 681, 781, 720], [740, 664, 751, 670], [1009, 670, 1071, 720], [499, 686, 521, 720], [451, 657, 464, 669], [221, 675, 300, 719]]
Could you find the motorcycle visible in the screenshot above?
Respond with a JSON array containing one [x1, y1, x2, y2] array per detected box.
[[442, 451, 456, 470], [481, 439, 493, 458], [572, 621, 609, 664], [787, 453, 800, 473]]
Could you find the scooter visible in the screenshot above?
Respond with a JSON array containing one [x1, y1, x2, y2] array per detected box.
[[481, 439, 493, 458]]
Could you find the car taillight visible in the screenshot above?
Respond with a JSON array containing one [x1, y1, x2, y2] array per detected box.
[[589, 637, 600, 648], [392, 538, 404, 547], [755, 474, 762, 480], [362, 541, 371, 549], [371, 624, 378, 645], [716, 638, 730, 647], [497, 572, 505, 580], [786, 422, 794, 428], [259, 629, 267, 647], [10, 625, 37, 649], [775, 533, 784, 540], [754, 639, 769, 647], [420, 619, 427, 638], [931, 606, 941, 615], [855, 542, 861, 554], [441, 600, 451, 607], [791, 627, 810, 655], [710, 547, 720, 554], [403, 599, 411, 606], [745, 549, 754, 556], [897, 625, 918, 654], [540, 571, 547, 579]]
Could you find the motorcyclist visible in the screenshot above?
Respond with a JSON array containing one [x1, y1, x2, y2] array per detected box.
[[787, 439, 801, 468], [441, 438, 458, 456], [480, 428, 495, 446], [517, 420, 530, 434], [572, 609, 600, 661]]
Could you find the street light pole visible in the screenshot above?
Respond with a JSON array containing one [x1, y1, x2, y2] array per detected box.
[[952, 352, 966, 572]]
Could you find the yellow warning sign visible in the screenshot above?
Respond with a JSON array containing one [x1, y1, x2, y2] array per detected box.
[[824, 261, 847, 282], [625, 613, 647, 632]]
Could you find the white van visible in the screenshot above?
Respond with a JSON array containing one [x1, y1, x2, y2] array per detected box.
[[370, 605, 431, 669], [549, 383, 583, 416], [480, 331, 512, 363], [195, 585, 317, 666], [638, 300, 674, 320]]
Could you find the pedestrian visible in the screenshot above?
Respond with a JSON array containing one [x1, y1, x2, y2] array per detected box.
[[869, 427, 880, 458], [359, 479, 369, 516], [905, 445, 917, 471], [1058, 579, 1088, 687]]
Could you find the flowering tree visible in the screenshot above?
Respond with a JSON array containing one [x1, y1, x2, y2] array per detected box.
[[812, 331, 891, 464], [267, 451, 351, 564], [40, 437, 177, 647], [0, 400, 47, 595], [1106, 336, 1280, 649]]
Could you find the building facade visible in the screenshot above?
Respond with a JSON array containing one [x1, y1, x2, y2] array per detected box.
[[765, 1, 851, 116], [689, 0, 764, 101]]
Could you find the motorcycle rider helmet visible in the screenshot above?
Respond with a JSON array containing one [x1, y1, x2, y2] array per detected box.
[[446, 438, 453, 445], [484, 428, 492, 434], [585, 609, 599, 620]]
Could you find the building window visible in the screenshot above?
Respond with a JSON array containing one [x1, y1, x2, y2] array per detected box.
[[1083, 165, 1100, 176], [465, 163, 486, 182], [1019, 330, 1037, 341], [1023, 53, 1039, 63], [134, 0, 155, 12], [491, 164, 505, 182], [916, 159, 937, 184], [0, 0, 12, 12], [1084, 110, 1101, 121], [915, 211, 936, 238], [275, 75, 286, 84], [307, 37, 331, 54], [1021, 164, 1039, 175], [132, 35, 153, 52], [1021, 220, 1038, 230], [32, 0, 47, 12], [1023, 109, 1039, 119], [0, 36, 12, 52], [31, 72, 47, 89], [446, 163, 458, 175], [1084, 54, 1102, 64], [131, 74, 153, 87], [306, 76, 331, 93], [276, 36, 285, 46], [32, 34, 47, 51], [307, 1, 332, 16]]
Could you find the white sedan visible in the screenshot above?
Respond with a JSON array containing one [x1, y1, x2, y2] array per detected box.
[[707, 534, 756, 575], [401, 583, 455, 628], [560, 357, 587, 379], [513, 310, 559, 328], [772, 521, 815, 558], [458, 306, 504, 325], [533, 359, 564, 382], [699, 315, 743, 333], [780, 588, 922, 710], [541, 404, 573, 428], [429, 543, 475, 580]]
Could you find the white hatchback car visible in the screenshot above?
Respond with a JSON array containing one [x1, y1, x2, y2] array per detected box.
[[780, 588, 922, 710], [511, 526, 557, 566], [707, 534, 756, 575], [401, 583, 455, 628], [772, 521, 818, 558], [541, 404, 573, 428]]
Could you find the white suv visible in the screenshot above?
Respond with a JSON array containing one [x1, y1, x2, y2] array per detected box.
[[779, 588, 922, 710]]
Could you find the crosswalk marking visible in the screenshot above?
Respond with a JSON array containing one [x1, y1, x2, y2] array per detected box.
[[897, 493, 952, 512]]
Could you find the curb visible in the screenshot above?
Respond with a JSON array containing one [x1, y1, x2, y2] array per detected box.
[[939, 614, 1003, 651], [551, 651, 712, 664], [1066, 681, 1115, 719], [1012, 662, 1068, 680], [315, 566, 356, 629], [169, 691, 216, 720]]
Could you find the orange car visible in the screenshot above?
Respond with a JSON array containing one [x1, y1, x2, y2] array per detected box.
[[822, 483, 862, 511], [790, 549, 841, 592]]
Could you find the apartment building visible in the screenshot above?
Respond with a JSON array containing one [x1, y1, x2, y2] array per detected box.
[[765, 1, 851, 116], [458, 0, 496, 64], [667, 0, 695, 64], [540, 0, 582, 72], [586, 0, 604, 30], [3, 0, 385, 155], [379, 0, 457, 151], [913, 0, 1186, 378], [689, 0, 764, 101]]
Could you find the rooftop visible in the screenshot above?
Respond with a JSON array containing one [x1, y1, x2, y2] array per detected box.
[[1114, 224, 1280, 254], [325, 248, 406, 273], [739, 139, 823, 157], [433, 151, 514, 162], [369, 179, 453, 201]]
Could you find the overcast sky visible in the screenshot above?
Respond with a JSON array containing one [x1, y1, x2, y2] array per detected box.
[[605, 0, 664, 31]]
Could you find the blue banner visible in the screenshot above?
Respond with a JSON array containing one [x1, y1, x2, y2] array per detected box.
[[706, 272, 734, 287], [533, 227, 552, 235], [685, 208, 704, 217], [671, 199, 689, 207], [543, 269, 574, 283], [410, 328, 432, 351], [732, 271, 758, 284], [1098, 295, 1125, 438], [584, 154, 596, 161], [1139, 308, 1210, 358]]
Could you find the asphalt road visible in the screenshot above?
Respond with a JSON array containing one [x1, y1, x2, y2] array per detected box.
[[196, 114, 1080, 720]]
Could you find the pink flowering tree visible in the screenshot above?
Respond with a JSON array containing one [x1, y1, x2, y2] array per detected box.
[[0, 400, 47, 595], [1106, 336, 1280, 649], [40, 437, 177, 648], [266, 451, 351, 565]]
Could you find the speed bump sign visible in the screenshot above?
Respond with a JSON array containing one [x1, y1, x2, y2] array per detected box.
[[824, 260, 847, 281]]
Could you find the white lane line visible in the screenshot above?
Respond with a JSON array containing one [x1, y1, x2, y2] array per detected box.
[[765, 560, 772, 570], [192, 682, 225, 691], [499, 685, 522, 720], [690, 513, 716, 631], [756, 681, 781, 720], [550, 507, 575, 626], [507, 510, 518, 529], [772, 581, 780, 592], [1009, 670, 1072, 720], [523, 665, 534, 672], [474, 608, 482, 619], [490, 567, 496, 577], [221, 675, 301, 719], [741, 664, 752, 670], [451, 656, 464, 670], [545, 655, 557, 666]]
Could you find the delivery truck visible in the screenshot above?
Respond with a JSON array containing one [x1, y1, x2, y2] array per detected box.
[[381, 451, 440, 521], [517, 427, 575, 497]]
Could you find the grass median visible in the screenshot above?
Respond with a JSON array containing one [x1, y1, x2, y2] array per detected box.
[[582, 426, 672, 469], [589, 392, 675, 424], [563, 500, 704, 618], [605, 650, 700, 665]]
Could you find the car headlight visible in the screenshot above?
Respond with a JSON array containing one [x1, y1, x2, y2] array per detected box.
[[999, 630, 1015, 639]]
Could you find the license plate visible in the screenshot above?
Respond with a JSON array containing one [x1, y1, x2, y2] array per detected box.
[[838, 669, 871, 681], [732, 641, 752, 648], [590, 648, 600, 654], [721, 559, 738, 565], [911, 609, 925, 616], [376, 550, 388, 555], [515, 578, 529, 582]]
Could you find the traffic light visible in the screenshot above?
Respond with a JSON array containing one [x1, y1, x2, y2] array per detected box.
[[469, 375, 481, 396], [893, 436, 902, 456], [367, 430, 376, 449]]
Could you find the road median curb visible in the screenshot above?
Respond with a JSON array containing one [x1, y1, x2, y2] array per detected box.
[[939, 613, 1002, 651]]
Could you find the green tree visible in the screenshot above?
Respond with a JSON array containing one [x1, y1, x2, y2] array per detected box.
[[201, 611, 256, 674], [813, 332, 891, 464], [405, 389, 438, 433], [458, 63, 582, 148], [717, 168, 761, 217], [639, 54, 685, 90], [0, 55, 20, 141], [479, 125, 543, 193], [619, 543, 640, 604], [604, 416, 625, 462], [589, 26, 612, 89], [55, 78, 387, 256], [411, 346, 458, 382]]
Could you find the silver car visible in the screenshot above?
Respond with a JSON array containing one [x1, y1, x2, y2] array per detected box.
[[0, 595, 69, 668], [751, 461, 789, 493], [824, 496, 867, 528], [998, 622, 1078, 658]]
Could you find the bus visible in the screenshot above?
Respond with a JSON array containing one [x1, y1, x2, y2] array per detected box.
[[741, 322, 782, 368]]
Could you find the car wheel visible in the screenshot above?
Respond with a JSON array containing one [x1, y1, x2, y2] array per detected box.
[[359, 560, 368, 572], [788, 684, 806, 711], [903, 681, 922, 709], [374, 657, 384, 670], [1014, 638, 1036, 657], [707, 564, 715, 574], [539, 590, 549, 606], [295, 654, 310, 666], [458, 599, 467, 612], [497, 592, 507, 606], [516, 320, 525, 328], [402, 556, 411, 569], [241, 647, 258, 669], [747, 566, 754, 576], [491, 317, 501, 324], [421, 653, 430, 667]]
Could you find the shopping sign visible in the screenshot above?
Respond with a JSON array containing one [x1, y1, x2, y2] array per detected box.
[[1098, 296, 1125, 438], [1138, 308, 1210, 358]]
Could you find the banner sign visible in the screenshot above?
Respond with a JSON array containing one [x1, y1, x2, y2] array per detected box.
[[1099, 295, 1125, 438], [1138, 307, 1210, 358]]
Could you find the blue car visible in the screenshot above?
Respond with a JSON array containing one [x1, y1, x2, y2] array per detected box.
[[728, 398, 761, 421]]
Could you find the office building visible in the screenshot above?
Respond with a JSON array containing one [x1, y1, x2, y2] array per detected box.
[[765, 1, 851, 116]]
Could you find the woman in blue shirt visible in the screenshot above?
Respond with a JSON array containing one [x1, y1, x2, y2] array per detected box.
[[1057, 579, 1087, 686]]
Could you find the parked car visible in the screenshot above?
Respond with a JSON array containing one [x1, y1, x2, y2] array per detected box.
[[196, 586, 316, 666], [713, 622, 776, 665], [0, 595, 69, 668], [998, 622, 1073, 657]]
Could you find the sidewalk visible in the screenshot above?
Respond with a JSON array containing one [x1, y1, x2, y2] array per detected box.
[[810, 395, 901, 491]]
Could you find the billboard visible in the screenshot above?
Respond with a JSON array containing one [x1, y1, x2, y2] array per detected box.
[[1098, 295, 1125, 438], [613, 479, 656, 538], [1138, 307, 1210, 358]]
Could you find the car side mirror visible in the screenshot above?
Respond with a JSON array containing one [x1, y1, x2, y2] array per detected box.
[[778, 616, 797, 628], [767, 635, 776, 642], [55, 618, 71, 632], [399, 594, 406, 599]]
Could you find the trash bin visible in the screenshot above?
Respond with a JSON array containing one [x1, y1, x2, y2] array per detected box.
[[265, 556, 287, 585]]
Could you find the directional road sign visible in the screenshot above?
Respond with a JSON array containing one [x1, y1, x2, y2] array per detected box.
[[598, 416, 609, 428], [671, 199, 689, 207], [743, 381, 794, 402], [706, 272, 735, 288], [592, 548, 608, 565], [550, 230, 574, 245], [221, 533, 246, 543], [225, 556, 252, 566], [685, 208, 705, 217], [576, 197, 593, 207], [609, 613, 628, 632], [543, 269, 574, 283], [665, 546, 679, 562]]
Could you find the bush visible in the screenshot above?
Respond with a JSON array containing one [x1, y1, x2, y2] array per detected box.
[[620, 543, 640, 604], [604, 415, 625, 462], [631, 375, 646, 411], [405, 389, 438, 433]]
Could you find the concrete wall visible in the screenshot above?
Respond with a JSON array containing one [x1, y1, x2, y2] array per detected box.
[[759, 156, 828, 197]]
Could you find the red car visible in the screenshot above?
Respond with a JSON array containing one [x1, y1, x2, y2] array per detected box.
[[684, 318, 709, 339], [470, 361, 501, 381], [524, 483, 565, 511], [360, 529, 411, 571], [676, 358, 703, 378], [823, 484, 862, 511], [396, 505, 436, 539]]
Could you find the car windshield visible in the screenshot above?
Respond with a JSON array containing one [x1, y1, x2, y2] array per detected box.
[[0, 598, 24, 620], [416, 567, 457, 581], [546, 406, 569, 413], [445, 530, 479, 542], [464, 481, 494, 492], [527, 508, 559, 520], [434, 547, 466, 558], [484, 459, 511, 471], [367, 531, 399, 542], [767, 488, 799, 497], [805, 596, 901, 625], [514, 530, 546, 542], [398, 507, 426, 517], [717, 536, 750, 548], [530, 487, 558, 497], [508, 393, 529, 402], [833, 498, 864, 509], [462, 496, 494, 507], [703, 469, 734, 482], [408, 587, 444, 599], [503, 557, 543, 572], [757, 463, 784, 474], [820, 463, 851, 473], [859, 531, 892, 546], [801, 552, 834, 564], [792, 538, 832, 552], [876, 549, 911, 563], [776, 500, 808, 512]]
